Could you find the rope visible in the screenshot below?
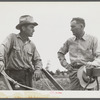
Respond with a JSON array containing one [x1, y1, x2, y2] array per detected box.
[[83, 77, 92, 90], [84, 77, 100, 90], [1, 71, 38, 90], [1, 69, 64, 90]]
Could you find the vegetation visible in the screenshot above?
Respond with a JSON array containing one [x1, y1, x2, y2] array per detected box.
[[32, 70, 70, 90], [32, 77, 70, 90]]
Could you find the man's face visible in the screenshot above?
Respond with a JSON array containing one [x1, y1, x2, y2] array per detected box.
[[22, 24, 35, 37], [70, 20, 83, 37]]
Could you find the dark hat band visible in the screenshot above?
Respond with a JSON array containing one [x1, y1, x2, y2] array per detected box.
[[16, 21, 38, 30]]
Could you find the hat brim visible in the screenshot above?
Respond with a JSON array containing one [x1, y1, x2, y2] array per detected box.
[[77, 66, 97, 89], [16, 22, 38, 30]]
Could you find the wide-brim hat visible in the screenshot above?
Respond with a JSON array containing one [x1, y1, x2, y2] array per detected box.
[[77, 65, 97, 89], [16, 15, 38, 30]]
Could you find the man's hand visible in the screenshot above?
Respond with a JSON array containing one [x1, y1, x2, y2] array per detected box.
[[60, 59, 73, 71], [0, 62, 4, 72], [66, 63, 73, 72], [33, 69, 42, 81]]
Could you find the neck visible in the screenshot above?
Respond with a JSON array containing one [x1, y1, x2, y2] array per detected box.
[[19, 32, 28, 42], [76, 31, 85, 39]]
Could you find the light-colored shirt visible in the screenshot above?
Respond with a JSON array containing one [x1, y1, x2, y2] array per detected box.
[[0, 33, 42, 71], [58, 34, 100, 67]]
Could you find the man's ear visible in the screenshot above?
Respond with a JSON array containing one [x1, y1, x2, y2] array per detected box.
[[80, 24, 83, 28], [21, 26, 26, 31], [80, 24, 84, 29]]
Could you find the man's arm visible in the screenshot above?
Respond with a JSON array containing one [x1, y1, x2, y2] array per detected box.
[[58, 52, 68, 68], [57, 40, 73, 70], [32, 47, 43, 70], [32, 46, 43, 80], [0, 33, 14, 71], [87, 37, 100, 66]]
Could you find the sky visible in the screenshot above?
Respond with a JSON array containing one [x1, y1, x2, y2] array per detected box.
[[0, 2, 100, 72]]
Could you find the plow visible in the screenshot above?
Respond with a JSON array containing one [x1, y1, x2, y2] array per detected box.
[[0, 67, 100, 90], [0, 68, 64, 90]]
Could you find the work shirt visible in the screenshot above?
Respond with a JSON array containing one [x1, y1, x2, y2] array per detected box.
[[58, 34, 100, 67], [0, 33, 42, 71]]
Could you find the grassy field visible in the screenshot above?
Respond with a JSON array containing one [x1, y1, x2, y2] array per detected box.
[[0, 73, 70, 90], [0, 73, 100, 90], [32, 76, 100, 90], [32, 77, 70, 90]]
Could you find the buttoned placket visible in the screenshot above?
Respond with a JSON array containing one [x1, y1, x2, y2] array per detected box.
[[76, 39, 83, 64], [20, 39, 30, 69]]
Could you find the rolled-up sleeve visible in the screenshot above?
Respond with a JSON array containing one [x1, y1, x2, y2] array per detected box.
[[57, 40, 69, 67], [58, 40, 69, 55]]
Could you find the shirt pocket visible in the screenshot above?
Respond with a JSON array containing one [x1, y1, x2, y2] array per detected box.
[[84, 48, 93, 59], [12, 46, 21, 58], [27, 51, 33, 61], [85, 48, 92, 54]]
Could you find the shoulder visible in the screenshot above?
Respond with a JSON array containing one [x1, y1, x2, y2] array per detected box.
[[85, 34, 97, 39], [29, 41, 36, 49], [85, 34, 98, 41], [65, 36, 75, 44], [3, 33, 17, 42], [84, 34, 98, 46], [68, 36, 75, 41], [7, 33, 17, 39], [9, 33, 16, 37]]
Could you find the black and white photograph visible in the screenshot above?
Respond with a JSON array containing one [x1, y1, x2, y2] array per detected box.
[[0, 1, 100, 98]]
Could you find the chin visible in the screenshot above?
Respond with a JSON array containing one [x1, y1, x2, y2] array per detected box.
[[73, 33, 76, 36], [30, 34, 33, 37], [28, 35, 32, 37], [73, 32, 78, 36], [29, 35, 33, 37]]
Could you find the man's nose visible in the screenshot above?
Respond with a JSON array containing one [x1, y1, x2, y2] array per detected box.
[[71, 27, 75, 31], [33, 28, 35, 32]]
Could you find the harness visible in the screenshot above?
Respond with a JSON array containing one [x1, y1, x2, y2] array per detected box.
[[84, 67, 100, 90]]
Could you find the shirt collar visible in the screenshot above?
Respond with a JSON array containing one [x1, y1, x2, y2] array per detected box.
[[16, 33, 21, 38], [73, 33, 87, 41], [82, 34, 87, 41], [16, 33, 31, 42]]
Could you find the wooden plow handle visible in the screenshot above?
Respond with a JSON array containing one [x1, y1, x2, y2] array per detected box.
[[42, 68, 64, 90]]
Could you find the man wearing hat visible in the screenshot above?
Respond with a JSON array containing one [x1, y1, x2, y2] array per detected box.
[[0, 15, 43, 90], [57, 17, 100, 90]]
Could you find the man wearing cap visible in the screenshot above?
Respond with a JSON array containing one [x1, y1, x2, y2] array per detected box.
[[0, 15, 43, 90], [57, 17, 100, 90]]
